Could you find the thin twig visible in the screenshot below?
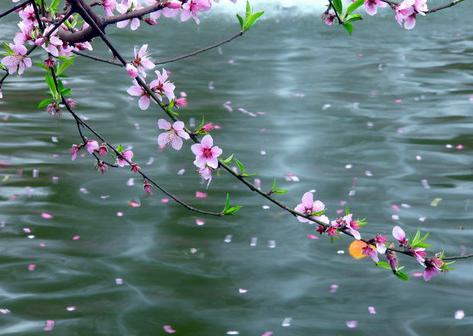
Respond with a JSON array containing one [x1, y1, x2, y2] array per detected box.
[[154, 31, 244, 65], [72, 50, 121, 66]]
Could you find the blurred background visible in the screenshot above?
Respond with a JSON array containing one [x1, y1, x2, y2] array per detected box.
[[0, 0, 472, 334]]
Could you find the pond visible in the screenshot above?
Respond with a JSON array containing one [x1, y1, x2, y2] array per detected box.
[[0, 1, 472, 335]]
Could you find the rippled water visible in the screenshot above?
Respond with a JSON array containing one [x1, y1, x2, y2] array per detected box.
[[1, 1, 473, 335]]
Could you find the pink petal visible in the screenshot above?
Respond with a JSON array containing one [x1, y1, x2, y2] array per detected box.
[[301, 192, 314, 208], [138, 95, 150, 110], [44, 320, 55, 331], [163, 325, 176, 334], [41, 212, 53, 219], [170, 136, 183, 150], [191, 143, 202, 155], [201, 134, 213, 147], [392, 226, 405, 241], [158, 119, 171, 130]]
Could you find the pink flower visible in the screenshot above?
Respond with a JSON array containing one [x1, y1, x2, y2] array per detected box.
[[127, 80, 150, 110], [86, 140, 99, 154], [326, 226, 338, 237], [40, 26, 64, 57], [395, 0, 427, 30], [103, 0, 117, 16], [116, 0, 142, 30], [70, 144, 81, 160], [362, 244, 379, 263], [341, 214, 361, 240], [19, 5, 36, 26], [130, 163, 141, 173], [392, 226, 409, 247], [97, 161, 108, 173], [423, 257, 443, 281], [294, 192, 327, 223], [144, 180, 152, 194], [410, 247, 426, 264], [175, 92, 188, 108], [321, 12, 336, 26], [364, 0, 387, 16], [157, 119, 190, 150], [116, 149, 133, 167], [150, 69, 175, 102], [132, 44, 155, 77], [387, 250, 398, 271], [14, 21, 34, 45], [202, 122, 214, 132], [98, 144, 108, 157], [126, 63, 139, 78], [1, 44, 32, 75], [374, 234, 387, 254], [191, 135, 222, 169], [180, 0, 211, 24], [199, 166, 213, 182]]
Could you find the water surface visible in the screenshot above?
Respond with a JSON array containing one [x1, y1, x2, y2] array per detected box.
[[0, 2, 472, 335]]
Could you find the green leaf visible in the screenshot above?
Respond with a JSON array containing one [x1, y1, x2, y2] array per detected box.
[[345, 14, 363, 23], [245, 0, 251, 18], [376, 261, 391, 270], [61, 88, 72, 96], [2, 42, 14, 55], [395, 271, 409, 281], [224, 206, 242, 215], [243, 11, 264, 31], [48, 0, 61, 14], [412, 229, 421, 245], [37, 98, 53, 109], [271, 179, 288, 195], [56, 56, 75, 77], [332, 0, 343, 14], [223, 154, 234, 164], [116, 144, 124, 153], [346, 0, 364, 15], [236, 14, 244, 29], [343, 22, 353, 35], [311, 210, 325, 217], [35, 62, 49, 71], [235, 159, 246, 174], [222, 193, 241, 215]]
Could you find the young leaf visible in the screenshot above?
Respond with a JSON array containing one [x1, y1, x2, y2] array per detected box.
[[222, 154, 234, 164], [271, 179, 288, 195], [235, 159, 246, 174], [345, 14, 363, 23], [343, 22, 353, 35], [236, 14, 244, 29], [245, 0, 251, 18], [345, 0, 364, 15], [243, 11, 264, 31], [37, 98, 53, 109], [332, 0, 343, 14], [395, 271, 409, 281], [56, 56, 75, 77], [222, 193, 241, 215], [224, 206, 242, 215], [376, 261, 391, 270]]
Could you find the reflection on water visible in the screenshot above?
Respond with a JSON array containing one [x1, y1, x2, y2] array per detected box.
[[0, 2, 472, 335]]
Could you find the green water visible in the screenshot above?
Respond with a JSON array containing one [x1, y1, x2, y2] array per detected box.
[[0, 2, 472, 335]]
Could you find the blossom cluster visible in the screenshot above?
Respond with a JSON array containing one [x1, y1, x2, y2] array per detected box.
[[323, 0, 429, 30], [294, 191, 452, 281], [108, 0, 212, 28]]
